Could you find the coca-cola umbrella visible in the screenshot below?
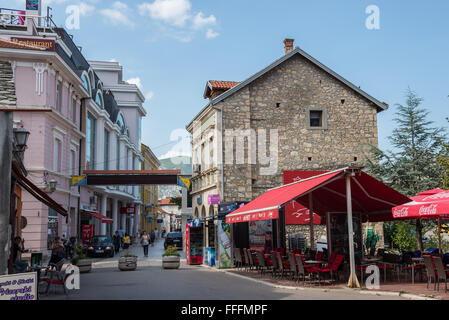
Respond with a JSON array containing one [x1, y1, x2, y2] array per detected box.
[[392, 188, 449, 253]]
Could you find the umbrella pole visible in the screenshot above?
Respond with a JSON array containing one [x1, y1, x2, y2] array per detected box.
[[438, 216, 441, 255], [346, 174, 360, 288], [309, 193, 314, 250]]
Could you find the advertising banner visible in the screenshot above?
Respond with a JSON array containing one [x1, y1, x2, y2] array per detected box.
[[208, 194, 220, 205], [0, 272, 37, 300], [248, 220, 272, 250], [217, 220, 232, 268], [81, 224, 93, 244]]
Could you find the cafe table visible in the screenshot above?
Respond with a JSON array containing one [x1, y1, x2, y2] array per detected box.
[[410, 257, 424, 284], [305, 260, 323, 266]]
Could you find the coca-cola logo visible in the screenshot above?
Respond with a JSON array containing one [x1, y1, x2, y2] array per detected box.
[[419, 204, 438, 216], [423, 192, 449, 201], [393, 207, 409, 217]]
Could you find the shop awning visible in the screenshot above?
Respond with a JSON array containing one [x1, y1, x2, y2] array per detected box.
[[81, 210, 113, 224], [226, 168, 411, 224], [12, 164, 67, 217]]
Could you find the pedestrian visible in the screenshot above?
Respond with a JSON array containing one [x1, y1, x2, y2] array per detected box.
[[49, 236, 65, 267], [161, 228, 166, 238], [12, 236, 28, 273], [150, 230, 155, 247], [140, 231, 150, 257], [154, 228, 159, 240], [122, 233, 131, 255], [112, 231, 121, 254]]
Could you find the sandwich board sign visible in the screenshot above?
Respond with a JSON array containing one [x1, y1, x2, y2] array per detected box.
[[0, 272, 37, 300]]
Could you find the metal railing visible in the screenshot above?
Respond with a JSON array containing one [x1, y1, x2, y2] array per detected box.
[[0, 7, 57, 32]]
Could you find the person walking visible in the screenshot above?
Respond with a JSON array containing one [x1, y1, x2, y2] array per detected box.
[[154, 228, 159, 240], [112, 231, 121, 254], [150, 230, 156, 247], [140, 231, 150, 257], [122, 233, 131, 255], [49, 236, 65, 266]]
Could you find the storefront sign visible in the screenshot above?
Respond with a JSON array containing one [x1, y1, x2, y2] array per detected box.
[[208, 194, 220, 205], [81, 224, 93, 244], [0, 272, 37, 300], [226, 209, 279, 224], [120, 206, 136, 215], [148, 217, 153, 222], [26, 0, 39, 10], [157, 219, 163, 223], [11, 37, 55, 51]]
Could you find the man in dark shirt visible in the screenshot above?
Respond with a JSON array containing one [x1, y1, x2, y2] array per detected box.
[[12, 236, 28, 273]]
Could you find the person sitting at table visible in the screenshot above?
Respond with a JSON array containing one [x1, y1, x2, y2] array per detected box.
[[12, 236, 28, 273]]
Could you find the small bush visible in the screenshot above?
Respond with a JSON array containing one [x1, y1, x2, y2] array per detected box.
[[163, 245, 180, 257]]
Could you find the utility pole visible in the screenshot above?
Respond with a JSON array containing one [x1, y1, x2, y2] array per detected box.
[[0, 111, 13, 275]]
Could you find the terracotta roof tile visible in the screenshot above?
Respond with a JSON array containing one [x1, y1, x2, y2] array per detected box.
[[158, 197, 180, 206], [208, 80, 240, 90], [0, 38, 46, 51]]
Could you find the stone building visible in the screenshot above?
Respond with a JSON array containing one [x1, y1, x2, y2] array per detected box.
[[187, 39, 387, 247]]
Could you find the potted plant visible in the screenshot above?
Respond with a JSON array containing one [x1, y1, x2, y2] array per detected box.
[[162, 245, 181, 269], [71, 242, 92, 273], [118, 255, 138, 271]]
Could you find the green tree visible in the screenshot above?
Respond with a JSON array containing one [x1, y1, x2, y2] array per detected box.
[[365, 88, 447, 251], [169, 196, 182, 209], [392, 222, 416, 252], [438, 117, 449, 189]]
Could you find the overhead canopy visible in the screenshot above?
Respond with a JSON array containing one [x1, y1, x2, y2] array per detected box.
[[392, 189, 449, 220], [12, 163, 67, 217], [81, 210, 113, 224], [83, 170, 182, 185], [226, 168, 411, 224]]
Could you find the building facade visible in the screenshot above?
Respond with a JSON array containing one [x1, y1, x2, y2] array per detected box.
[[140, 143, 160, 234], [187, 39, 387, 245], [0, 6, 147, 252]]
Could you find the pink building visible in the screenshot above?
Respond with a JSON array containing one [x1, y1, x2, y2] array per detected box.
[[0, 5, 147, 254]]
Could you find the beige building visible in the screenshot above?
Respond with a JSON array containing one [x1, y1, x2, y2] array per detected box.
[[186, 39, 387, 246], [140, 143, 160, 234]]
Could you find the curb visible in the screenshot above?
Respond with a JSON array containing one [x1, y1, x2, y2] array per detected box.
[[199, 265, 440, 300]]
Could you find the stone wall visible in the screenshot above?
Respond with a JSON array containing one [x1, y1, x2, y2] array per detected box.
[[219, 53, 379, 202]]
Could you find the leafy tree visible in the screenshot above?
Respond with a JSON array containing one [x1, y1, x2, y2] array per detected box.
[[438, 117, 449, 189], [392, 222, 416, 252], [365, 88, 447, 251], [169, 196, 182, 209]]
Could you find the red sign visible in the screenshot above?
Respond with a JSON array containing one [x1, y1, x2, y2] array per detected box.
[[283, 171, 326, 225], [81, 225, 93, 244], [120, 206, 136, 215], [11, 37, 55, 51]]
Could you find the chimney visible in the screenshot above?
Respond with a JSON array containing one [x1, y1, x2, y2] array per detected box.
[[283, 38, 294, 55]]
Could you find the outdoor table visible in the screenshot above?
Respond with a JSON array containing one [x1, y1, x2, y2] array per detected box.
[[410, 258, 424, 284], [305, 260, 323, 265]]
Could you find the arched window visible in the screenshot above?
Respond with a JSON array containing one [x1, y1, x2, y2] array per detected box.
[[95, 91, 103, 108], [81, 73, 89, 93], [116, 113, 126, 135]]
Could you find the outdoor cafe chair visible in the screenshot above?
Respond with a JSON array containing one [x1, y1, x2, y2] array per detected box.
[[433, 256, 449, 293], [42, 260, 69, 295], [246, 249, 257, 271], [404, 253, 425, 283], [254, 250, 270, 276], [317, 254, 344, 285], [271, 251, 281, 278], [423, 255, 437, 290], [316, 251, 323, 262], [242, 248, 251, 271], [296, 254, 319, 284], [234, 248, 243, 270], [276, 251, 292, 278], [293, 253, 306, 285]]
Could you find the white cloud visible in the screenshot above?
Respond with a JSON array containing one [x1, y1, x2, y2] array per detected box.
[[192, 12, 216, 30], [139, 0, 191, 27], [100, 1, 134, 27], [78, 2, 95, 16], [126, 78, 155, 101], [206, 28, 219, 39], [159, 129, 191, 159], [146, 91, 154, 100]]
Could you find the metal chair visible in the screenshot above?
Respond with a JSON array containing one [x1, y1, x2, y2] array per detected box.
[[242, 248, 250, 271], [271, 251, 280, 278], [433, 256, 448, 293], [234, 248, 243, 270], [423, 255, 437, 290]]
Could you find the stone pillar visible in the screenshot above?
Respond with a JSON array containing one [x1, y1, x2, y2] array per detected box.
[[110, 130, 117, 171], [135, 205, 140, 237], [112, 198, 118, 233], [100, 195, 107, 235], [127, 149, 133, 194], [121, 209, 126, 233]]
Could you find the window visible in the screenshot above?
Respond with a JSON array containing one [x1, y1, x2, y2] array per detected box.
[[86, 113, 96, 169], [104, 129, 110, 170], [53, 137, 62, 172], [72, 98, 77, 122], [70, 149, 76, 175], [309, 111, 323, 127], [116, 136, 120, 170], [95, 91, 103, 108], [56, 81, 62, 112], [306, 107, 327, 129], [81, 74, 89, 93]]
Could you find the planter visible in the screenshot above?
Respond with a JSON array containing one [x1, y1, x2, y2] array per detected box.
[[162, 255, 180, 269], [119, 256, 137, 271], [76, 259, 92, 273]]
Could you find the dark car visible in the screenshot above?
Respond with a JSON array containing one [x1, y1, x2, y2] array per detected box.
[[86, 235, 114, 257], [164, 232, 183, 250]]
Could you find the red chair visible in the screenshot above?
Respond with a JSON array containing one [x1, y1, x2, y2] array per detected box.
[[316, 251, 323, 262], [295, 254, 319, 284], [276, 251, 291, 278], [317, 254, 344, 284]]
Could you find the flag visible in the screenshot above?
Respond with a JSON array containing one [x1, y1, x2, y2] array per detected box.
[[71, 175, 87, 186], [177, 176, 191, 189]]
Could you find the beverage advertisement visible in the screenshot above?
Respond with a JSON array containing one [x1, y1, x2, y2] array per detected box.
[[248, 220, 272, 250], [217, 219, 232, 268]]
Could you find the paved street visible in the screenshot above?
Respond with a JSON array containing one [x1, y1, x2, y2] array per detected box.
[[40, 239, 405, 300]]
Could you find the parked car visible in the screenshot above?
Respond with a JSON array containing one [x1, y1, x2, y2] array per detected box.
[[164, 232, 183, 250], [86, 235, 114, 257]]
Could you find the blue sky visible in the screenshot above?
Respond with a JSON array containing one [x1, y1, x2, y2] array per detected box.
[[5, 0, 449, 159]]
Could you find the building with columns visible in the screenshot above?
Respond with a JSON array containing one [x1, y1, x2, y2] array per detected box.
[[0, 5, 147, 253]]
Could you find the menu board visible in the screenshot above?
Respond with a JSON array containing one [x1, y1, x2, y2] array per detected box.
[[249, 220, 272, 250]]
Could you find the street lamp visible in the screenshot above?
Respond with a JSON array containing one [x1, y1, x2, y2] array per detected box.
[[48, 179, 57, 193], [13, 127, 30, 152]]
